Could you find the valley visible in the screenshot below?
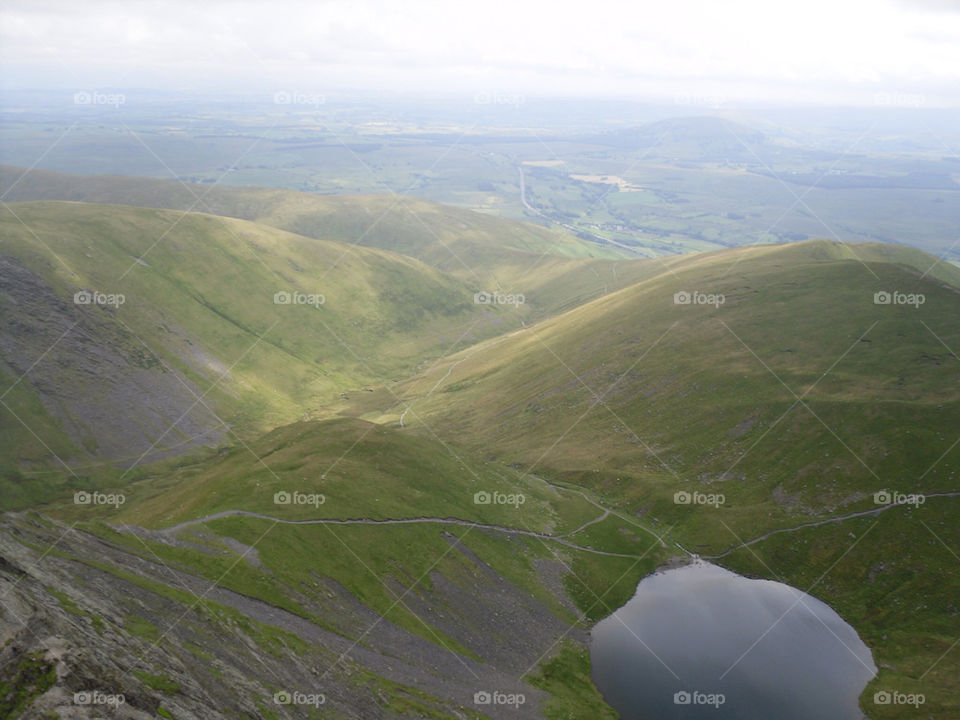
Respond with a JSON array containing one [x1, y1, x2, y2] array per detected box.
[[4, 1, 960, 716], [1, 161, 958, 717]]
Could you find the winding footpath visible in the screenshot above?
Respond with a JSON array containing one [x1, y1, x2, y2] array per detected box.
[[704, 490, 960, 559], [399, 349, 479, 428], [119, 487, 960, 564], [122, 473, 673, 561], [125, 507, 644, 559]]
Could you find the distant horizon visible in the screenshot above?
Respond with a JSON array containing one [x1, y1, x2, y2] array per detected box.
[[2, 86, 957, 112]]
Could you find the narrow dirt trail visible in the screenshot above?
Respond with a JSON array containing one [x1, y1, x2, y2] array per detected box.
[[122, 484, 959, 565], [704, 491, 960, 559], [125, 508, 642, 558]]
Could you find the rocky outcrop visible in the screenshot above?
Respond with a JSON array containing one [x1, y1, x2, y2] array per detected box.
[[0, 513, 582, 718], [0, 256, 224, 468]]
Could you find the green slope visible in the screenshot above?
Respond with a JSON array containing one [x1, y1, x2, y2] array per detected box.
[[36, 416, 652, 719], [0, 199, 542, 500], [5, 174, 960, 718], [0, 164, 664, 320], [351, 238, 960, 718], [381, 239, 960, 511], [92, 417, 599, 534]]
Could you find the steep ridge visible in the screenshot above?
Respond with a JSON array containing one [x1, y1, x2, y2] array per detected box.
[[0, 509, 586, 719]]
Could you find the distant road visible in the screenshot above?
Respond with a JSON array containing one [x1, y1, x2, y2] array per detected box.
[[517, 165, 640, 254]]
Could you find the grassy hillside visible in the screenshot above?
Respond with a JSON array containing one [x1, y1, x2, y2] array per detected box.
[[3, 504, 635, 719], [0, 199, 546, 501], [377, 239, 960, 513], [347, 238, 960, 717], [34, 416, 657, 719], [0, 164, 667, 320], [6, 188, 960, 718], [81, 417, 600, 534]]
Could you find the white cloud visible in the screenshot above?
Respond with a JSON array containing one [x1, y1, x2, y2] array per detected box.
[[1, 0, 958, 104]]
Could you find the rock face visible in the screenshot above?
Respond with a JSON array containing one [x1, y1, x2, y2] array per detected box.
[[0, 513, 582, 719], [0, 256, 224, 468]]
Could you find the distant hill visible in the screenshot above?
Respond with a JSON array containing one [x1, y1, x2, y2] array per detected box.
[[0, 163, 676, 320], [587, 116, 767, 161], [0, 164, 644, 287]]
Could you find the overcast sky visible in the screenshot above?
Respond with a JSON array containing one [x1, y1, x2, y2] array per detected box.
[[2, 0, 960, 106]]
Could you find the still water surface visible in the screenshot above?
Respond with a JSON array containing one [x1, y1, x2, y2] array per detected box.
[[591, 561, 876, 719]]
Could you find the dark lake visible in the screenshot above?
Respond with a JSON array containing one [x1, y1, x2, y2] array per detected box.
[[591, 561, 876, 719]]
